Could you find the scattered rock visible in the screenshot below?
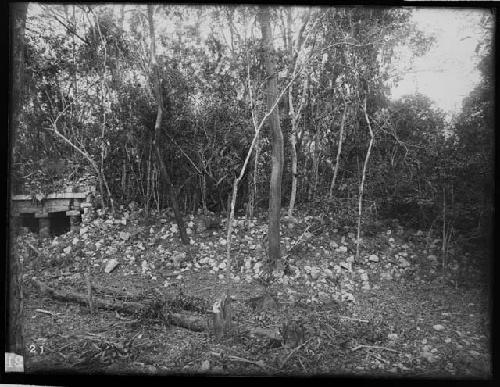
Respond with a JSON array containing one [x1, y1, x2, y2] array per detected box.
[[310, 266, 320, 280], [119, 231, 130, 241], [104, 258, 119, 273], [427, 254, 438, 261], [172, 252, 187, 268], [336, 246, 348, 253], [63, 246, 71, 254], [369, 254, 379, 263], [340, 261, 352, 271], [433, 324, 445, 331], [318, 291, 329, 302], [346, 255, 355, 263], [201, 360, 210, 371], [141, 260, 149, 274], [329, 241, 339, 249], [388, 333, 398, 341], [218, 261, 227, 270], [421, 350, 438, 363], [324, 268, 334, 279], [360, 272, 369, 281], [380, 272, 393, 281], [399, 258, 411, 268]]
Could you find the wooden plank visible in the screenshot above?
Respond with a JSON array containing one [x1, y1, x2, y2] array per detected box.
[[66, 210, 80, 216]]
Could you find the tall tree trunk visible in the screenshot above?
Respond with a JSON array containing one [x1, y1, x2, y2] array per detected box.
[[355, 97, 374, 261], [259, 7, 284, 268], [247, 133, 259, 219], [329, 101, 348, 198], [8, 2, 28, 358], [148, 5, 188, 244], [309, 129, 321, 201], [288, 130, 298, 216], [286, 9, 310, 217], [288, 76, 308, 216]]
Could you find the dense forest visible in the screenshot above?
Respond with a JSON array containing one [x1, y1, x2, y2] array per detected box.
[[7, 4, 493, 377]]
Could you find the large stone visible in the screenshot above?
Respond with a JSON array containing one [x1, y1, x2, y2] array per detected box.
[[329, 241, 339, 249], [119, 231, 130, 241], [336, 246, 348, 253], [369, 254, 379, 263], [104, 258, 119, 273], [310, 266, 321, 280], [38, 217, 50, 238], [172, 251, 187, 268]]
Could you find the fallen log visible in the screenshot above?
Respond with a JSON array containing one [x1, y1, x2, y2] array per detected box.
[[31, 279, 286, 340], [31, 279, 207, 332], [32, 278, 145, 314]]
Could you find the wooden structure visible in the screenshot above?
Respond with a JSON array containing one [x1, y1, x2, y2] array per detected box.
[[11, 188, 94, 237]]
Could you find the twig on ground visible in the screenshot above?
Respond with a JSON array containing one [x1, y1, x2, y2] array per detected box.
[[192, 285, 214, 294], [34, 308, 61, 316], [280, 338, 313, 369], [351, 345, 400, 353], [26, 241, 42, 255], [210, 351, 273, 370], [298, 355, 307, 372], [339, 316, 369, 323], [370, 352, 389, 364]]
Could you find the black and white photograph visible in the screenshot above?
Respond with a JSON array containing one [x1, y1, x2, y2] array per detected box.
[[6, 2, 494, 379]]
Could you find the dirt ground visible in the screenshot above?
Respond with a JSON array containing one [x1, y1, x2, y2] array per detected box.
[[18, 210, 492, 377]]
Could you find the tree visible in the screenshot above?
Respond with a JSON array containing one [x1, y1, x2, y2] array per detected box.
[[259, 7, 284, 268], [8, 2, 28, 357], [147, 4, 189, 244]]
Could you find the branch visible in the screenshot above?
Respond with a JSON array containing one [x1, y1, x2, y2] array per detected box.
[[44, 107, 99, 174], [164, 132, 203, 175], [352, 345, 399, 354], [42, 5, 91, 46]]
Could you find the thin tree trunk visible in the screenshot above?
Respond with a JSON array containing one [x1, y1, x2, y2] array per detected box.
[[259, 7, 284, 269], [148, 5, 188, 244], [329, 100, 348, 198], [286, 10, 310, 217], [309, 130, 321, 201], [288, 131, 298, 216], [288, 75, 308, 216], [442, 186, 447, 270], [201, 174, 207, 213], [8, 2, 28, 358], [355, 97, 374, 261]]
